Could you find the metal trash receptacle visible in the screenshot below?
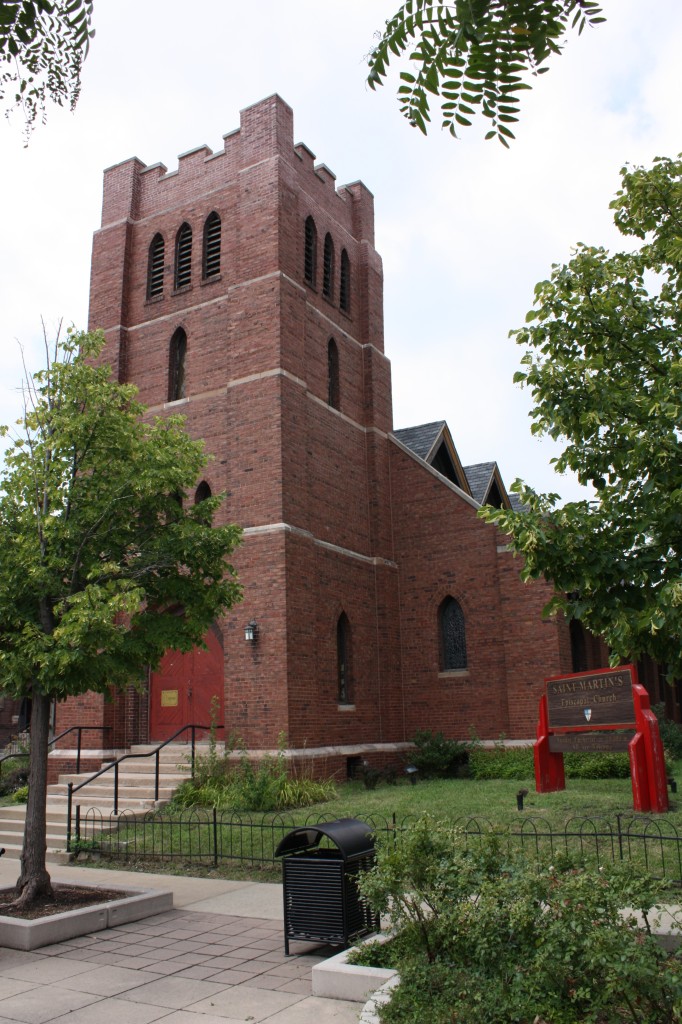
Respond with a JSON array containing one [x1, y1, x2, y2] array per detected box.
[[274, 817, 379, 955]]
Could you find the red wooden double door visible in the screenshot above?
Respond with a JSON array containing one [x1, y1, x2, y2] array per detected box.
[[149, 628, 224, 741]]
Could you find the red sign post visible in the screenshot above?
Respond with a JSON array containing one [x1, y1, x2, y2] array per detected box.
[[534, 665, 668, 813]]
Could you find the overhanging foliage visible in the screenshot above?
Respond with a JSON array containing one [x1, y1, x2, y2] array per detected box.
[[1, 0, 94, 137], [368, 0, 605, 144], [482, 156, 682, 677]]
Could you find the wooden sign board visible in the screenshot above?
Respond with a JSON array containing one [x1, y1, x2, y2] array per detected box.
[[548, 731, 634, 754], [546, 667, 635, 730]]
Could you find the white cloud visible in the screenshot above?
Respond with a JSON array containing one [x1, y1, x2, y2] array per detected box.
[[3, 0, 682, 503]]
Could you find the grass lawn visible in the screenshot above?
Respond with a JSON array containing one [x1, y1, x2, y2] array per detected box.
[[317, 774, 682, 828], [76, 765, 682, 884]]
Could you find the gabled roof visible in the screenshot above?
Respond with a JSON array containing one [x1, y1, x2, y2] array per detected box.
[[393, 422, 528, 512], [464, 461, 518, 510], [509, 492, 527, 513], [463, 462, 497, 506], [392, 422, 445, 462], [392, 421, 472, 496]]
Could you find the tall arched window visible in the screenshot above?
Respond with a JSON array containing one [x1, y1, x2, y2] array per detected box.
[[304, 216, 317, 285], [195, 480, 212, 503], [337, 613, 352, 704], [339, 249, 351, 313], [203, 212, 221, 279], [323, 233, 334, 300], [147, 233, 165, 299], [168, 328, 187, 402], [327, 338, 340, 410], [439, 597, 467, 671], [175, 222, 192, 290]]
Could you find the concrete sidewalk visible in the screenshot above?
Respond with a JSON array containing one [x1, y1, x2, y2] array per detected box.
[[0, 857, 361, 1023]]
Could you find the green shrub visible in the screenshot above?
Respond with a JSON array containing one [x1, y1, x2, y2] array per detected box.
[[11, 784, 28, 803], [468, 743, 534, 780], [564, 751, 631, 779], [357, 817, 682, 1024], [653, 703, 682, 761], [347, 931, 413, 969], [172, 729, 337, 812], [0, 751, 29, 798], [469, 741, 632, 781], [409, 730, 469, 778]]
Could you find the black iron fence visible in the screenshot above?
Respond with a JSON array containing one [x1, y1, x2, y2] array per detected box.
[[70, 808, 682, 883]]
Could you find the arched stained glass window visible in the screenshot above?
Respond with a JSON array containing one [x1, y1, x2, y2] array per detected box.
[[168, 328, 187, 402], [304, 216, 317, 285], [175, 222, 192, 290], [323, 233, 334, 300], [337, 613, 352, 704], [147, 233, 165, 299], [339, 249, 351, 313], [327, 338, 340, 410], [439, 597, 467, 671], [203, 212, 221, 279]]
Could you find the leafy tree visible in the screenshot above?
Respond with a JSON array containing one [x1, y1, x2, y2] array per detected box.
[[368, 0, 605, 145], [1, 0, 94, 138], [481, 156, 682, 679], [0, 328, 242, 907]]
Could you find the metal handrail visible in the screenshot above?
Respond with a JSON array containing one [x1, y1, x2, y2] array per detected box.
[[66, 723, 223, 851], [0, 725, 111, 775], [49, 726, 113, 774]]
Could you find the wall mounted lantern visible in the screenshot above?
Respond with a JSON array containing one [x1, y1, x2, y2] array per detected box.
[[244, 619, 259, 644]]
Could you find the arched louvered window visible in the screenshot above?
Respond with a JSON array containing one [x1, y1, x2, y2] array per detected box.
[[439, 597, 467, 671], [340, 249, 351, 313], [203, 212, 221, 279], [337, 613, 352, 704], [304, 216, 317, 285], [147, 233, 165, 299], [168, 328, 187, 402], [327, 338, 340, 410], [195, 480, 212, 503], [323, 233, 334, 300], [174, 223, 192, 290]]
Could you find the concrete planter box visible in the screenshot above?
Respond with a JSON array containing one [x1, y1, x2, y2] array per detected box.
[[0, 885, 173, 950], [312, 933, 398, 1002]]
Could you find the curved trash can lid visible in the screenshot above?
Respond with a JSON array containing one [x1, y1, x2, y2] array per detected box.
[[274, 817, 375, 860]]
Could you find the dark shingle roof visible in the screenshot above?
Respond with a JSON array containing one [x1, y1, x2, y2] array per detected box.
[[392, 421, 445, 461], [509, 492, 527, 513], [463, 462, 496, 506]]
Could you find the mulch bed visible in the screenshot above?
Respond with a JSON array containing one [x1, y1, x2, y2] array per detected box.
[[0, 884, 129, 919]]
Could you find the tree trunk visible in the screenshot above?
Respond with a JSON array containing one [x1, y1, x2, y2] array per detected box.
[[14, 688, 53, 907]]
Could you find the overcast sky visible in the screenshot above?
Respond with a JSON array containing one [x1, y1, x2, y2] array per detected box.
[[3, 0, 682, 501]]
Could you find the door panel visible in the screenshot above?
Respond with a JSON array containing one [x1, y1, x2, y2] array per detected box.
[[149, 629, 224, 741]]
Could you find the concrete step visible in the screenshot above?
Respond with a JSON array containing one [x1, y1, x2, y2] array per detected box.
[[0, 806, 83, 825], [0, 843, 70, 864], [48, 783, 180, 801], [54, 771, 188, 788], [48, 799, 157, 816], [0, 741, 193, 860]]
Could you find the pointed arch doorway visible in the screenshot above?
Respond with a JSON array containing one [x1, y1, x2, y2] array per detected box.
[[149, 625, 224, 741]]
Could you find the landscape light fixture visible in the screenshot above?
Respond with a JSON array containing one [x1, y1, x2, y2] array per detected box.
[[244, 619, 259, 644], [404, 764, 419, 785]]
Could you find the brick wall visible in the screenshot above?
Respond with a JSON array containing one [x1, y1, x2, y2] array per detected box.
[[66, 93, 616, 768]]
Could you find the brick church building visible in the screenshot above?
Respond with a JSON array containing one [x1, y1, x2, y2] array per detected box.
[[49, 95, 667, 776]]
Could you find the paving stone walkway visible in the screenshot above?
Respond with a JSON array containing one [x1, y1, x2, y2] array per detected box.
[[0, 863, 361, 1024]]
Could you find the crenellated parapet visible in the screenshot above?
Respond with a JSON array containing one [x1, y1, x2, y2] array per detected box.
[[98, 94, 375, 248]]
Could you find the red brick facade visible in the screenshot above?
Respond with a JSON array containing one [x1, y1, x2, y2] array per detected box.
[[54, 95, 662, 772]]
